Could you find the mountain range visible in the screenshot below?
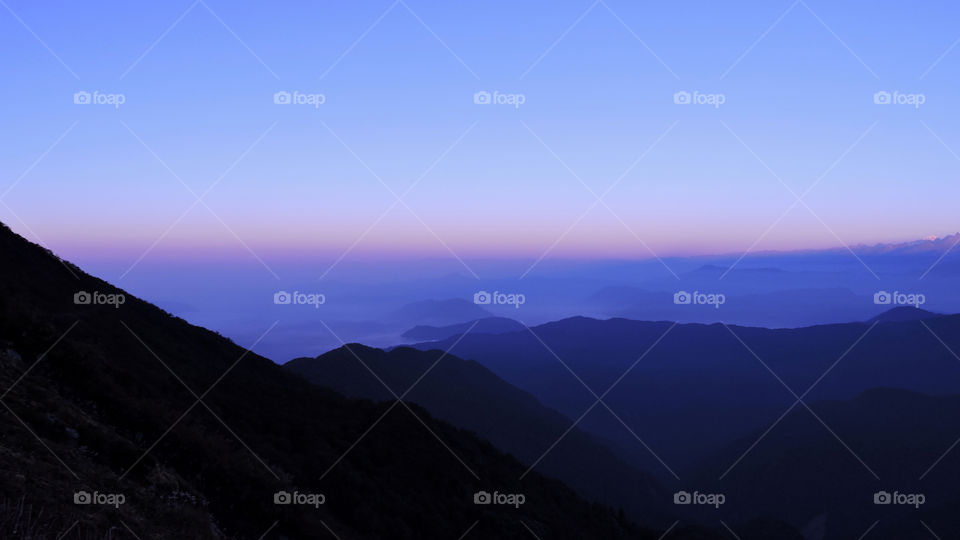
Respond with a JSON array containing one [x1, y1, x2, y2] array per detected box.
[[0, 222, 712, 539], [4, 217, 959, 538], [284, 344, 670, 527]]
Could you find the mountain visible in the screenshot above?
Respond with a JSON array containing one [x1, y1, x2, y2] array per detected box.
[[0, 222, 704, 539], [409, 314, 960, 481], [389, 299, 492, 326], [284, 345, 669, 527], [850, 233, 960, 255], [688, 389, 960, 539], [867, 306, 941, 323], [588, 286, 873, 328], [400, 317, 525, 341]]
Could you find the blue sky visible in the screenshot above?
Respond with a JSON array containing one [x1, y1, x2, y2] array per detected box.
[[2, 0, 959, 277]]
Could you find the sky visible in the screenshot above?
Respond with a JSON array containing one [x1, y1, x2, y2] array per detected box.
[[2, 0, 960, 285]]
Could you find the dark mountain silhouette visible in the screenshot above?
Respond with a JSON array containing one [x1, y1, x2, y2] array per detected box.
[[867, 306, 940, 323], [400, 316, 525, 341], [687, 389, 960, 539], [284, 345, 668, 526], [389, 298, 492, 326], [590, 287, 872, 328], [411, 314, 960, 481], [0, 222, 727, 539]]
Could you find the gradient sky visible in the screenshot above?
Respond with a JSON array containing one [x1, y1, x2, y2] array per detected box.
[[2, 0, 959, 281]]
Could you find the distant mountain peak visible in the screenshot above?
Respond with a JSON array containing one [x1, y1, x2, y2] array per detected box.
[[868, 306, 941, 323], [401, 316, 524, 341], [851, 232, 960, 255]]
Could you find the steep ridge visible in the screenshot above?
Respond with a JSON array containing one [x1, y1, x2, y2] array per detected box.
[[687, 389, 960, 539], [285, 345, 669, 526], [410, 314, 960, 478], [0, 222, 688, 539]]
